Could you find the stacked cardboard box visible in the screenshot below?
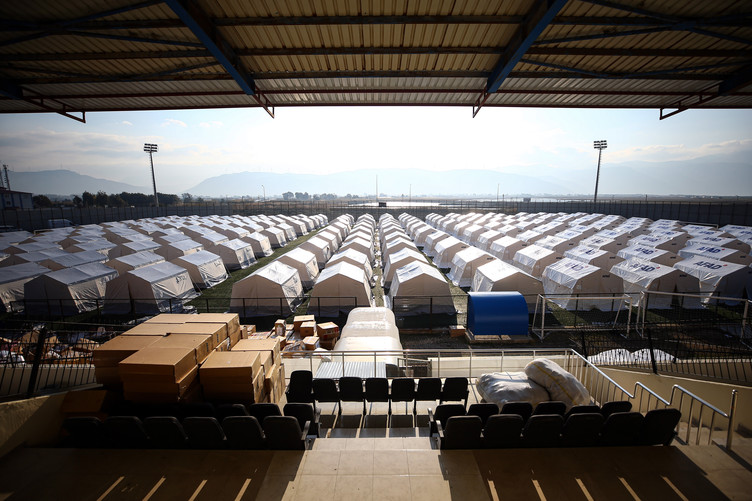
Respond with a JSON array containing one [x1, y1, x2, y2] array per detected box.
[[61, 390, 111, 420], [93, 335, 162, 386], [231, 338, 283, 403], [119, 346, 199, 403], [200, 351, 264, 403], [317, 322, 340, 350]]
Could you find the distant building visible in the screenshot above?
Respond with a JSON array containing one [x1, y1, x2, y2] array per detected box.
[[0, 188, 33, 209]]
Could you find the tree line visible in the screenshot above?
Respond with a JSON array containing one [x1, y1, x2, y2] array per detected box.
[[32, 191, 180, 208]]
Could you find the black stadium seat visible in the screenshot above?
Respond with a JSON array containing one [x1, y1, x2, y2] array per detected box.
[[263, 416, 310, 450], [61, 416, 106, 448], [313, 378, 341, 413], [638, 408, 682, 446], [338, 377, 366, 415], [521, 414, 564, 448], [561, 413, 604, 447], [437, 416, 483, 450], [286, 370, 315, 405], [500, 402, 534, 423], [144, 416, 188, 449], [482, 414, 524, 449], [222, 416, 267, 450], [601, 401, 633, 419], [429, 404, 466, 436], [414, 377, 442, 415], [284, 403, 321, 438], [600, 412, 644, 446], [365, 378, 390, 413], [440, 377, 469, 409], [467, 403, 499, 426], [532, 401, 566, 417], [247, 403, 282, 423], [183, 417, 227, 449], [103, 416, 150, 449]]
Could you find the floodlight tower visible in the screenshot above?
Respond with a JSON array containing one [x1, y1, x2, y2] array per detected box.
[[144, 143, 159, 208], [593, 140, 607, 203]]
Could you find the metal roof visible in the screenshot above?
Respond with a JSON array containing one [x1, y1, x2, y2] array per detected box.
[[0, 0, 750, 121]]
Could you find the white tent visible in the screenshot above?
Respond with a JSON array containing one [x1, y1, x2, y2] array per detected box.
[[155, 239, 203, 261], [678, 244, 749, 266], [66, 239, 118, 259], [542, 258, 624, 311], [230, 261, 304, 317], [309, 262, 373, 317], [628, 232, 690, 251], [423, 231, 451, 258], [106, 251, 165, 276], [617, 246, 680, 266], [536, 235, 579, 254], [516, 229, 546, 245], [103, 261, 198, 315], [0, 262, 50, 312], [172, 250, 228, 289], [564, 245, 624, 270], [299, 236, 333, 269], [340, 236, 375, 263], [673, 256, 752, 305], [383, 236, 417, 256], [2, 241, 62, 255], [277, 223, 297, 241], [259, 227, 287, 248], [24, 263, 118, 316], [433, 236, 470, 269], [387, 260, 456, 315], [382, 247, 428, 288], [213, 239, 255, 270], [475, 230, 502, 252], [685, 236, 751, 254], [243, 232, 273, 257], [40, 250, 107, 271], [447, 247, 498, 287], [194, 231, 230, 250], [513, 245, 563, 278], [489, 236, 528, 263], [277, 247, 320, 289], [610, 258, 702, 309], [328, 248, 373, 284], [115, 239, 161, 258], [153, 232, 190, 246], [8, 248, 68, 266], [471, 260, 543, 312], [316, 230, 341, 252], [579, 235, 626, 254], [413, 225, 434, 247]]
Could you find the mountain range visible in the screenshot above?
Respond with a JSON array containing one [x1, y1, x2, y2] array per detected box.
[[10, 169, 148, 197]]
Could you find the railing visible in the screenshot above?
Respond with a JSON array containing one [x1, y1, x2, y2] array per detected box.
[[532, 293, 635, 339]]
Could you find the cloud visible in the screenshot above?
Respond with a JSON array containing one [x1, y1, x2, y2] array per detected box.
[[608, 139, 752, 163], [198, 121, 223, 128], [120, 121, 133, 126], [161, 118, 187, 128]]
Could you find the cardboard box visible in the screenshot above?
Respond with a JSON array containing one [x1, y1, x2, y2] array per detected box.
[[124, 376, 201, 403], [273, 319, 286, 336], [188, 313, 240, 340], [92, 335, 161, 366], [232, 338, 281, 364], [300, 321, 317, 337], [264, 362, 279, 395], [317, 322, 339, 340], [203, 372, 266, 403], [119, 346, 197, 383], [121, 323, 171, 336], [319, 338, 336, 350], [151, 333, 213, 363], [94, 366, 121, 385], [293, 315, 315, 331], [200, 351, 262, 383], [61, 389, 110, 415], [168, 322, 227, 349], [229, 325, 242, 348], [303, 336, 319, 350], [449, 325, 466, 338], [143, 313, 191, 324], [123, 365, 198, 395]]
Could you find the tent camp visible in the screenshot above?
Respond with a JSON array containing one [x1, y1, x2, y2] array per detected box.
[[579, 235, 626, 254], [340, 237, 375, 263], [0, 262, 50, 312], [40, 250, 107, 271], [153, 232, 190, 246], [542, 258, 624, 311], [328, 248, 373, 284], [447, 247, 498, 287], [106, 251, 165, 275], [299, 236, 333, 269], [276, 223, 297, 242], [383, 236, 417, 256], [243, 232, 273, 257], [685, 236, 751, 254], [678, 245, 749, 266], [8, 248, 68, 266], [115, 239, 161, 258], [213, 239, 255, 270], [412, 225, 434, 247], [387, 260, 456, 315], [610, 258, 702, 309], [2, 241, 62, 255], [475, 230, 503, 251], [423, 231, 451, 258], [309, 262, 373, 317], [673, 256, 752, 305], [229, 261, 304, 317], [193, 231, 230, 250], [564, 245, 624, 270], [628, 232, 690, 251], [513, 245, 564, 278], [172, 250, 228, 289], [536, 235, 579, 254], [516, 230, 546, 245], [67, 239, 119, 259], [617, 246, 681, 266], [471, 260, 543, 312], [24, 263, 118, 316], [316, 230, 341, 252], [103, 261, 198, 315], [277, 247, 320, 289], [382, 247, 428, 288], [489, 236, 528, 263], [155, 239, 203, 261], [433, 236, 470, 270], [260, 227, 288, 249]]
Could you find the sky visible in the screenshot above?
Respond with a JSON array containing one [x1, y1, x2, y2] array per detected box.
[[0, 105, 750, 195]]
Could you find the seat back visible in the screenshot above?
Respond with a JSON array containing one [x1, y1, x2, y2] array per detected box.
[[390, 378, 416, 402], [312, 378, 340, 403], [483, 414, 524, 449], [286, 370, 314, 403], [183, 417, 227, 449], [500, 402, 533, 423], [441, 377, 469, 406], [532, 401, 566, 417], [339, 377, 364, 402], [365, 378, 389, 402], [217, 404, 249, 421], [599, 412, 644, 446], [179, 402, 216, 419], [521, 414, 564, 448], [103, 416, 149, 449], [415, 378, 442, 402], [263, 416, 306, 450], [247, 403, 282, 423], [601, 401, 633, 419], [467, 403, 499, 426], [561, 413, 604, 447], [638, 408, 681, 446], [284, 403, 318, 437], [62, 416, 106, 448], [431, 403, 466, 435], [441, 416, 483, 450], [143, 416, 188, 449], [564, 405, 600, 420], [222, 416, 266, 450]]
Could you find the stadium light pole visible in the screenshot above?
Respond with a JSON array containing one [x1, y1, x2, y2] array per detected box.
[[144, 143, 159, 208], [593, 140, 607, 203]]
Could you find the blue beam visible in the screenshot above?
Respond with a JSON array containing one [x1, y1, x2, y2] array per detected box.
[[486, 0, 568, 94]]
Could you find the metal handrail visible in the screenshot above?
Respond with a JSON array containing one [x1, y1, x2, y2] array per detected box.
[[532, 293, 635, 339]]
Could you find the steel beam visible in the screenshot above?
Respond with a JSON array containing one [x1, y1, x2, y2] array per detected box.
[[660, 64, 752, 119], [163, 0, 274, 117]]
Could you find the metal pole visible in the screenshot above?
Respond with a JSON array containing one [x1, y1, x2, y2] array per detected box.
[[149, 151, 159, 208], [593, 148, 602, 203]]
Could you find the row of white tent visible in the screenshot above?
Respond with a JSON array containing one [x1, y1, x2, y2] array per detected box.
[[230, 214, 377, 317], [0, 213, 327, 315]]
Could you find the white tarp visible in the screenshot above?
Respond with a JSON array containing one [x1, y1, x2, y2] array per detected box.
[[536, 235, 578, 254], [243, 232, 273, 257], [172, 250, 228, 289], [310, 261, 373, 317], [155, 239, 203, 261], [277, 223, 297, 241], [103, 261, 197, 315], [299, 236, 333, 269], [489, 236, 527, 263], [328, 248, 373, 284], [610, 258, 702, 309], [41, 250, 107, 271], [340, 236, 375, 263], [106, 251, 165, 275], [678, 244, 749, 266], [214, 239, 255, 270], [67, 239, 118, 258], [564, 245, 624, 270], [194, 231, 230, 249], [685, 236, 751, 254], [230, 261, 304, 317], [433, 236, 469, 269], [387, 260, 456, 315], [471, 260, 543, 312], [542, 258, 624, 311], [277, 247, 320, 289], [383, 236, 417, 256], [382, 247, 428, 288], [334, 307, 403, 366], [8, 248, 68, 266], [423, 231, 450, 258], [0, 262, 50, 312], [2, 241, 61, 255], [580, 235, 626, 253], [475, 230, 502, 251], [115, 239, 161, 258], [673, 255, 752, 305], [618, 245, 680, 266], [628, 232, 689, 251], [513, 245, 563, 278], [316, 230, 341, 252], [447, 247, 498, 287], [24, 262, 118, 315]]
